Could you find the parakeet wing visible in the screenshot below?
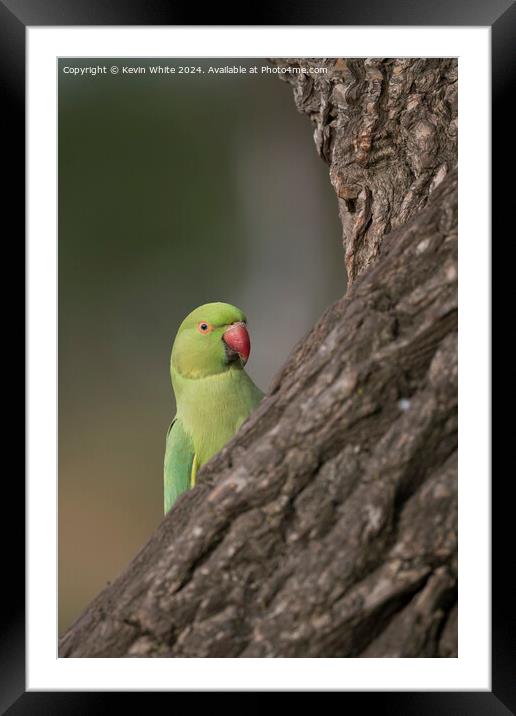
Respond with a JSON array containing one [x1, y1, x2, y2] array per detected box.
[[163, 417, 195, 513]]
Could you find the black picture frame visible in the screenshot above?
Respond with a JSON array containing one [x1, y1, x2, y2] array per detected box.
[[7, 0, 505, 711]]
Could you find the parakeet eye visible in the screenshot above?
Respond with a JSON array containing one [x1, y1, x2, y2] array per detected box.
[[197, 321, 213, 334]]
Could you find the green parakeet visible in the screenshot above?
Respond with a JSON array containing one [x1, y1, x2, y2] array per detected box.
[[164, 302, 263, 513]]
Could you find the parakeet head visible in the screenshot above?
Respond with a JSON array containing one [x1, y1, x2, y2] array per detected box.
[[171, 302, 252, 379]]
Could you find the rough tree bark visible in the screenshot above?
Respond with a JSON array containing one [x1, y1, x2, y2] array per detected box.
[[60, 58, 458, 658]]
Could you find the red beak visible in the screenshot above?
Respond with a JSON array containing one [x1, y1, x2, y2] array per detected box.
[[223, 322, 250, 364]]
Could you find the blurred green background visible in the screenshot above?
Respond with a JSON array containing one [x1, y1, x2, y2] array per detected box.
[[58, 58, 344, 634]]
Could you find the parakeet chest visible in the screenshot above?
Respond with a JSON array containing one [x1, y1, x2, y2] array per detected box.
[[173, 367, 256, 466]]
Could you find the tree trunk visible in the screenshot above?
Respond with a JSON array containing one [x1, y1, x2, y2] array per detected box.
[[59, 58, 458, 658]]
